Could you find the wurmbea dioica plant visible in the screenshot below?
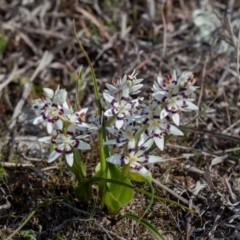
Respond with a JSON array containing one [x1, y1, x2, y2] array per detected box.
[[32, 70, 198, 214]]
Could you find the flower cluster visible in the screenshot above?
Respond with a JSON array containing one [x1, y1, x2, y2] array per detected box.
[[102, 70, 198, 177], [32, 86, 100, 166], [152, 70, 198, 125], [33, 70, 198, 178]]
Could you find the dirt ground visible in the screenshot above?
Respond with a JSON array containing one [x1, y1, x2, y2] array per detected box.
[[1, 0, 240, 239]]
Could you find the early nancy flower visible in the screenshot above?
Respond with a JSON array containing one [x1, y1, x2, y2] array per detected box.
[[106, 138, 165, 177], [104, 70, 144, 97], [33, 86, 72, 133], [33, 101, 65, 134], [65, 107, 90, 131], [126, 70, 144, 95], [155, 93, 198, 126], [104, 74, 128, 96], [38, 125, 91, 167], [152, 70, 179, 96], [152, 70, 198, 126], [138, 102, 183, 150], [103, 92, 139, 129], [104, 116, 137, 146], [43, 85, 68, 106]]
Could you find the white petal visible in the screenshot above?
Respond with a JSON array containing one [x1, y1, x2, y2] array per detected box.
[[122, 87, 130, 97], [33, 115, 44, 125], [147, 155, 164, 163], [76, 134, 90, 140], [172, 70, 177, 81], [53, 89, 67, 104], [185, 101, 198, 110], [116, 138, 128, 146], [138, 132, 149, 146], [65, 152, 74, 166], [106, 127, 121, 136], [142, 138, 154, 151], [104, 139, 117, 145], [48, 150, 62, 163], [63, 101, 69, 109], [169, 125, 184, 136], [115, 118, 124, 129], [130, 163, 150, 177], [186, 98, 196, 102], [55, 85, 60, 93], [76, 122, 91, 131], [60, 89, 67, 102], [157, 76, 163, 84], [130, 84, 143, 94], [172, 113, 180, 126], [67, 124, 76, 134], [179, 71, 193, 84], [129, 69, 136, 77], [43, 88, 54, 99], [160, 109, 168, 119], [79, 107, 88, 115], [76, 140, 91, 150], [137, 167, 151, 177], [128, 138, 136, 156], [103, 92, 114, 103], [154, 136, 164, 151], [55, 119, 63, 130], [47, 122, 54, 134], [63, 107, 73, 114], [55, 136, 65, 144], [106, 83, 117, 91], [104, 109, 114, 117], [136, 138, 154, 157], [38, 136, 52, 144], [56, 143, 65, 150], [106, 155, 129, 165]]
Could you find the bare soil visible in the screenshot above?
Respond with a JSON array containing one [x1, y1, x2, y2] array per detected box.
[[1, 0, 240, 239]]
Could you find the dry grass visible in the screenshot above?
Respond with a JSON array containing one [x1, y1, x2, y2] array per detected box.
[[1, 0, 240, 239]]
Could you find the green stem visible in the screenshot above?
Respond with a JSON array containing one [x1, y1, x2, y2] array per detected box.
[[73, 21, 102, 113], [73, 21, 109, 208], [122, 163, 130, 178]]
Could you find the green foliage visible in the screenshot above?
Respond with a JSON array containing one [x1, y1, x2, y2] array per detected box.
[[71, 68, 88, 107], [0, 155, 7, 186], [70, 21, 197, 239], [128, 170, 152, 183], [95, 163, 134, 214], [54, 232, 62, 240], [20, 230, 37, 240], [232, 145, 240, 158], [0, 31, 8, 60]]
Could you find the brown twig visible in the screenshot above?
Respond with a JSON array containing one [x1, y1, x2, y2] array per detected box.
[[152, 178, 199, 212]]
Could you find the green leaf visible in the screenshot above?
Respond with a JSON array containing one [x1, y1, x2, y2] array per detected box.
[[128, 170, 152, 183], [83, 177, 196, 213], [108, 163, 134, 207], [120, 213, 165, 240], [142, 179, 155, 218], [104, 190, 122, 214], [95, 163, 107, 206], [0, 31, 8, 60], [95, 163, 134, 214], [20, 230, 37, 240]]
